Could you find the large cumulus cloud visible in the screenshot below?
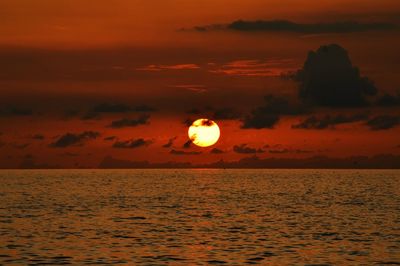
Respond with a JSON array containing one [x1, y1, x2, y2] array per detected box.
[[294, 44, 377, 107]]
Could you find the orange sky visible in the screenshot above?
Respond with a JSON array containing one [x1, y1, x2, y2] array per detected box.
[[0, 0, 400, 168]]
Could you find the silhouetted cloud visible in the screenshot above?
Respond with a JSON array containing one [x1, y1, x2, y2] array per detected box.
[[210, 148, 225, 154], [0, 107, 33, 117], [233, 144, 265, 154], [212, 107, 241, 120], [32, 134, 45, 140], [376, 93, 400, 106], [191, 20, 398, 33], [227, 20, 397, 33], [293, 44, 377, 107], [242, 95, 305, 129], [170, 149, 202, 155], [81, 112, 100, 120], [93, 103, 131, 113], [183, 118, 195, 127], [104, 136, 117, 141], [112, 138, 153, 148], [50, 131, 100, 148], [133, 105, 157, 112], [183, 140, 192, 149], [171, 84, 207, 93], [109, 115, 150, 128], [365, 115, 400, 130], [292, 113, 368, 129], [162, 137, 177, 148]]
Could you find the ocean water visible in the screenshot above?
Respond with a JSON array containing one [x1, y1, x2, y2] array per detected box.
[[0, 169, 399, 265]]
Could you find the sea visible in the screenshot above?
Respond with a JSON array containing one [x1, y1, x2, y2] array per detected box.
[[0, 169, 399, 265]]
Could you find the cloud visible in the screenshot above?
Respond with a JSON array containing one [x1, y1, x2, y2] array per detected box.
[[293, 44, 377, 107], [32, 134, 45, 140], [212, 107, 241, 120], [162, 137, 177, 148], [209, 59, 297, 77], [233, 144, 265, 154], [170, 149, 202, 155], [104, 136, 117, 141], [0, 107, 33, 117], [170, 84, 207, 93], [133, 105, 157, 112], [183, 140, 192, 149], [109, 115, 150, 128], [112, 138, 153, 148], [136, 64, 200, 71], [376, 93, 400, 107], [93, 103, 131, 113], [50, 131, 100, 148], [365, 115, 400, 130], [81, 112, 100, 120], [242, 95, 305, 129], [191, 20, 398, 34], [183, 118, 194, 127], [292, 113, 368, 129], [210, 148, 225, 154]]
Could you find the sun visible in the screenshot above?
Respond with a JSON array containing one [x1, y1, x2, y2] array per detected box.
[[188, 118, 220, 147]]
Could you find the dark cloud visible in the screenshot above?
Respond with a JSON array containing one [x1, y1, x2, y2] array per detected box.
[[81, 112, 100, 120], [104, 136, 117, 141], [109, 115, 150, 128], [133, 105, 157, 112], [376, 93, 400, 107], [32, 134, 45, 140], [112, 138, 153, 149], [200, 119, 214, 126], [212, 107, 241, 120], [242, 95, 305, 129], [162, 137, 177, 148], [93, 103, 131, 113], [186, 108, 202, 115], [365, 115, 400, 130], [294, 44, 377, 107], [191, 20, 397, 33], [226, 20, 397, 33], [233, 144, 265, 154], [0, 107, 33, 117], [183, 118, 194, 127], [49, 131, 100, 148], [292, 113, 368, 129], [170, 149, 202, 155], [210, 148, 225, 154], [183, 140, 192, 149]]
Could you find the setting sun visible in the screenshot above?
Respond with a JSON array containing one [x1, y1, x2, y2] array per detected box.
[[188, 119, 220, 147]]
